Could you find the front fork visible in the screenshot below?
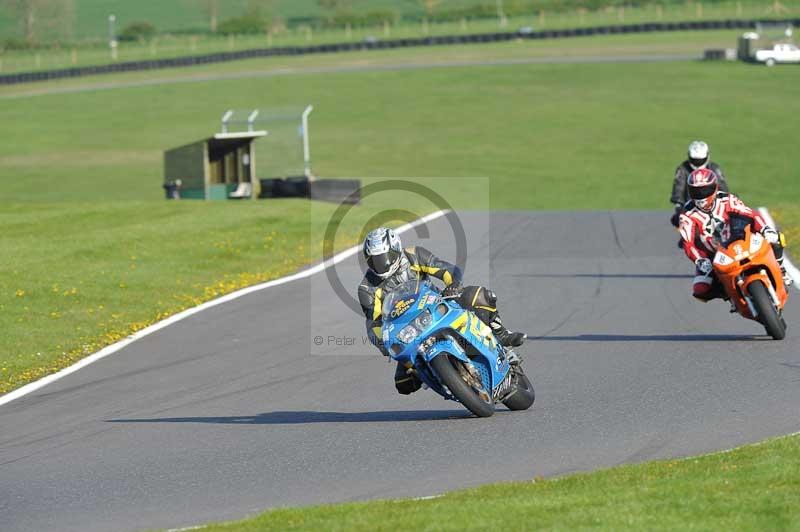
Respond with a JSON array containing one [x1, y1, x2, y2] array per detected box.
[[738, 269, 781, 319]]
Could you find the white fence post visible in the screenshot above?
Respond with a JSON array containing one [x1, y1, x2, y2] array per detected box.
[[302, 105, 314, 177]]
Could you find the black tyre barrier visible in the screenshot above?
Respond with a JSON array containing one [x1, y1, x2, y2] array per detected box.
[[2, 17, 799, 85]]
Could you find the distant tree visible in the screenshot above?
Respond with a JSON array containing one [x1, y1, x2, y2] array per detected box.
[[418, 0, 442, 17], [187, 0, 219, 33], [245, 0, 275, 17], [318, 0, 353, 10], [0, 0, 74, 45], [317, 0, 353, 26]]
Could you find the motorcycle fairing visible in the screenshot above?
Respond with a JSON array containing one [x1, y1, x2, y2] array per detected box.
[[382, 281, 511, 400]]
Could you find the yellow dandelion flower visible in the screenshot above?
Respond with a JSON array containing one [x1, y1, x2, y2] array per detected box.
[[15, 289, 25, 297]]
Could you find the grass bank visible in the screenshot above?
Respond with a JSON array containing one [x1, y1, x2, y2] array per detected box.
[[2, 41, 799, 394], [201, 433, 800, 531]]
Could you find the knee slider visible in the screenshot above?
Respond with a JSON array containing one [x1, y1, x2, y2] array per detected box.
[[693, 276, 713, 300]]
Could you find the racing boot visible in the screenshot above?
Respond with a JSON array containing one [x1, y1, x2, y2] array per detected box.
[[772, 239, 793, 287], [778, 259, 793, 287], [490, 315, 526, 348]]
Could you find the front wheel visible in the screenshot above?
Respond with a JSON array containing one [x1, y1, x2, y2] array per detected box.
[[502, 367, 535, 411], [748, 280, 786, 340], [430, 354, 495, 417]]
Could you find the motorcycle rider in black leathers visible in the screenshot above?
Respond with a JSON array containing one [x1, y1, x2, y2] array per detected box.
[[670, 140, 729, 227], [358, 227, 526, 395]]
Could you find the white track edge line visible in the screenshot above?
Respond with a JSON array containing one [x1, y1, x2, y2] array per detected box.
[[758, 207, 800, 291], [0, 209, 449, 408]]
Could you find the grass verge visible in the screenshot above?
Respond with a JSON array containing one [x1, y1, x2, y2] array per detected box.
[[199, 432, 800, 531], [774, 205, 800, 256]]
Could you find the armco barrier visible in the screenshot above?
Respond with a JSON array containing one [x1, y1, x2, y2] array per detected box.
[[1, 18, 798, 85]]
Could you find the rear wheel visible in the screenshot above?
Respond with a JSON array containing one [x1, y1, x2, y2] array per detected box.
[[502, 367, 535, 411], [748, 280, 786, 340], [430, 354, 494, 417]]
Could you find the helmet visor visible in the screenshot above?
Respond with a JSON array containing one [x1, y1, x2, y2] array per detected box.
[[688, 183, 717, 200], [367, 249, 400, 275], [689, 157, 708, 168]]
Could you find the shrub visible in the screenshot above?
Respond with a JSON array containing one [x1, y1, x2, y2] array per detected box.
[[218, 15, 269, 35], [2, 37, 32, 50], [119, 21, 157, 42], [323, 9, 399, 28]]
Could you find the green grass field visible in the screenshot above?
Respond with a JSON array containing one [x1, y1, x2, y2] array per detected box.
[[202, 433, 800, 531], [1, 0, 796, 42], [1, 0, 799, 74], [2, 34, 800, 393], [0, 0, 429, 39]]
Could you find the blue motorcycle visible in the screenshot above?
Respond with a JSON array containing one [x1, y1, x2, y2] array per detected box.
[[381, 279, 535, 417]]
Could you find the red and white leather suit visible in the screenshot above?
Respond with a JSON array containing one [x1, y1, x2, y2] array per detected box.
[[678, 192, 768, 299]]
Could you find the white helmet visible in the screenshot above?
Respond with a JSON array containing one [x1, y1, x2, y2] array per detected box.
[[363, 227, 403, 279], [687, 140, 710, 170]]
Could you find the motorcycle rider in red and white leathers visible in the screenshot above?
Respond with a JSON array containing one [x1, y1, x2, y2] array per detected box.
[[678, 168, 791, 301]]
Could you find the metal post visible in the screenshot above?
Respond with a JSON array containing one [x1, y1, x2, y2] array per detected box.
[[108, 15, 118, 61], [247, 109, 259, 133], [221, 110, 233, 134], [496, 0, 507, 27], [302, 105, 314, 177]]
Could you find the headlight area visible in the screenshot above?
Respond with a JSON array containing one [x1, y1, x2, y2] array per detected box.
[[396, 310, 433, 344], [714, 252, 734, 266], [749, 234, 764, 255]]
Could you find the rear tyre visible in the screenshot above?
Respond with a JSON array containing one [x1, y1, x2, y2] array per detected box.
[[766, 58, 776, 67], [430, 354, 495, 418], [748, 280, 786, 340], [502, 367, 535, 411]]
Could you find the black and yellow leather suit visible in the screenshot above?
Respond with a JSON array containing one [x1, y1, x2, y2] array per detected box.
[[358, 246, 512, 395]]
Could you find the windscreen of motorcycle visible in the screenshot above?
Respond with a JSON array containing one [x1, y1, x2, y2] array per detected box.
[[382, 279, 426, 321]]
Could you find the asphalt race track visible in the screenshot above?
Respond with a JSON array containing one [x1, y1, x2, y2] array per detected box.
[[2, 211, 799, 532]]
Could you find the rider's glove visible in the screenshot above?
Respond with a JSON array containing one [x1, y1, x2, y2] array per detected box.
[[695, 258, 713, 275], [762, 227, 780, 245], [441, 282, 463, 299], [670, 204, 682, 228]]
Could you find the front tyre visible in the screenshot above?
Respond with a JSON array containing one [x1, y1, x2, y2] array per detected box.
[[430, 354, 495, 417], [502, 367, 535, 411], [748, 280, 786, 340]]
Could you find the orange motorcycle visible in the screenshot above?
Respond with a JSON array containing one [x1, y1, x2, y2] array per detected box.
[[712, 215, 789, 340]]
